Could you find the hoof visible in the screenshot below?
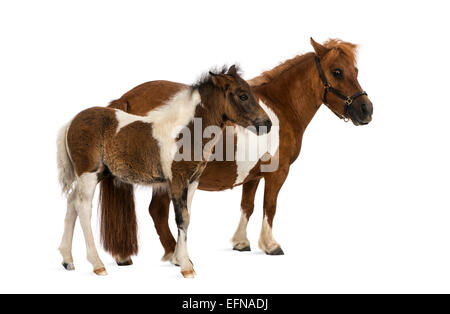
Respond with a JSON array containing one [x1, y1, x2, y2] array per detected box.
[[62, 262, 75, 271], [181, 269, 196, 278], [233, 245, 251, 252], [116, 258, 133, 266], [267, 247, 284, 255], [94, 267, 108, 276]]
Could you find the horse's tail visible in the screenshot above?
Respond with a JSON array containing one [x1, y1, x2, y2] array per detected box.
[[98, 98, 138, 260], [57, 123, 75, 196], [99, 176, 139, 260]]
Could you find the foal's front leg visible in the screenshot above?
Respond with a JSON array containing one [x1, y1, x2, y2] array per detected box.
[[170, 179, 198, 278]]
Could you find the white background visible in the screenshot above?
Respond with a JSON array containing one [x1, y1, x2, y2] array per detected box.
[[1, 0, 449, 293]]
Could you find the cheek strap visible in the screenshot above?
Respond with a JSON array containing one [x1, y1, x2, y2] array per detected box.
[[315, 55, 367, 120]]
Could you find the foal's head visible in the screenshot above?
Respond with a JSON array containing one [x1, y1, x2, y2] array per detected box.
[[311, 38, 373, 126], [208, 65, 272, 134]]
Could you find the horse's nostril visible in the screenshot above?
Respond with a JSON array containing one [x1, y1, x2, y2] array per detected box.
[[361, 103, 368, 115]]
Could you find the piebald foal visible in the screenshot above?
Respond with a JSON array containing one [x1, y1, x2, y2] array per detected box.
[[57, 66, 271, 277], [98, 38, 374, 264]]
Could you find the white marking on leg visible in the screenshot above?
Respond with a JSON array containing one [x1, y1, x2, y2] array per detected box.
[[258, 215, 280, 253], [187, 181, 198, 213], [115, 88, 201, 180], [171, 181, 197, 267], [172, 228, 195, 278], [231, 209, 250, 250], [58, 194, 77, 269], [74, 173, 106, 274], [234, 101, 279, 185]]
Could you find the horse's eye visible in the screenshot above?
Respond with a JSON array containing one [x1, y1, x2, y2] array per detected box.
[[332, 69, 343, 78], [239, 94, 248, 101]]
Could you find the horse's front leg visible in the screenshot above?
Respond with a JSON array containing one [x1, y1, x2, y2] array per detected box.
[[232, 178, 261, 251], [259, 166, 289, 255], [170, 179, 198, 278], [149, 190, 176, 261]]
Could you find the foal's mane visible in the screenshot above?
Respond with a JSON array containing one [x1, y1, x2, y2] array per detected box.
[[191, 65, 243, 91], [249, 39, 358, 86]]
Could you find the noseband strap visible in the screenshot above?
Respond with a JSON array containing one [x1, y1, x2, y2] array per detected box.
[[314, 55, 367, 121]]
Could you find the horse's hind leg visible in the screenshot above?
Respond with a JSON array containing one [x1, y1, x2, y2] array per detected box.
[[59, 193, 78, 271], [75, 172, 107, 275], [231, 179, 260, 251], [149, 190, 176, 261]]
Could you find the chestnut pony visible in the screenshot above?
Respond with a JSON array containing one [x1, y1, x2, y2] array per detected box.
[[100, 38, 373, 265], [57, 66, 271, 277]]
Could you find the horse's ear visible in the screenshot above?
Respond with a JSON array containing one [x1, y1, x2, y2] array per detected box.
[[227, 65, 237, 77], [211, 74, 230, 90], [310, 37, 330, 58]]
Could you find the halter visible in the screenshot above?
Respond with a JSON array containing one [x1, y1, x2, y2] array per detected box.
[[314, 55, 367, 121]]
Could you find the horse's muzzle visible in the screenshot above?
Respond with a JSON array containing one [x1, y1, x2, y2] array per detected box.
[[349, 99, 373, 126]]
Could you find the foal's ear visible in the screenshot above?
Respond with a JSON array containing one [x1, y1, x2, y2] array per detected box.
[[210, 73, 230, 90], [310, 37, 330, 58], [227, 65, 238, 77]]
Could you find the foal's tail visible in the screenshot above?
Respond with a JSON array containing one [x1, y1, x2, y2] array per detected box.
[[57, 123, 75, 196]]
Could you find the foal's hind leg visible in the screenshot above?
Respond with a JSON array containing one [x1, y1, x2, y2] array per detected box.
[[231, 179, 260, 251], [75, 173, 107, 275], [59, 193, 78, 271], [170, 180, 197, 278]]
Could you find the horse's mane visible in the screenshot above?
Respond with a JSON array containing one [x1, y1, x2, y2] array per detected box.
[[249, 39, 358, 86], [325, 39, 358, 65]]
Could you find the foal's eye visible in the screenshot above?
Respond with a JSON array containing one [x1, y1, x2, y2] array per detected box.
[[332, 69, 343, 78], [239, 94, 248, 101]]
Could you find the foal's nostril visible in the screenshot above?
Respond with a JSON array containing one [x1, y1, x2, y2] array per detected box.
[[253, 118, 272, 134]]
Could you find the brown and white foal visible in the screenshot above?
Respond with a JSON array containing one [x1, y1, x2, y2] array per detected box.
[[56, 66, 271, 277], [99, 38, 373, 264]]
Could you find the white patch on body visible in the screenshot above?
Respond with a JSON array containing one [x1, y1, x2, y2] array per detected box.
[[234, 100, 279, 185], [115, 88, 201, 180]]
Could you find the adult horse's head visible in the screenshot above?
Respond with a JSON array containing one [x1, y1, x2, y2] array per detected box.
[[311, 38, 373, 126], [209, 65, 272, 134]]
